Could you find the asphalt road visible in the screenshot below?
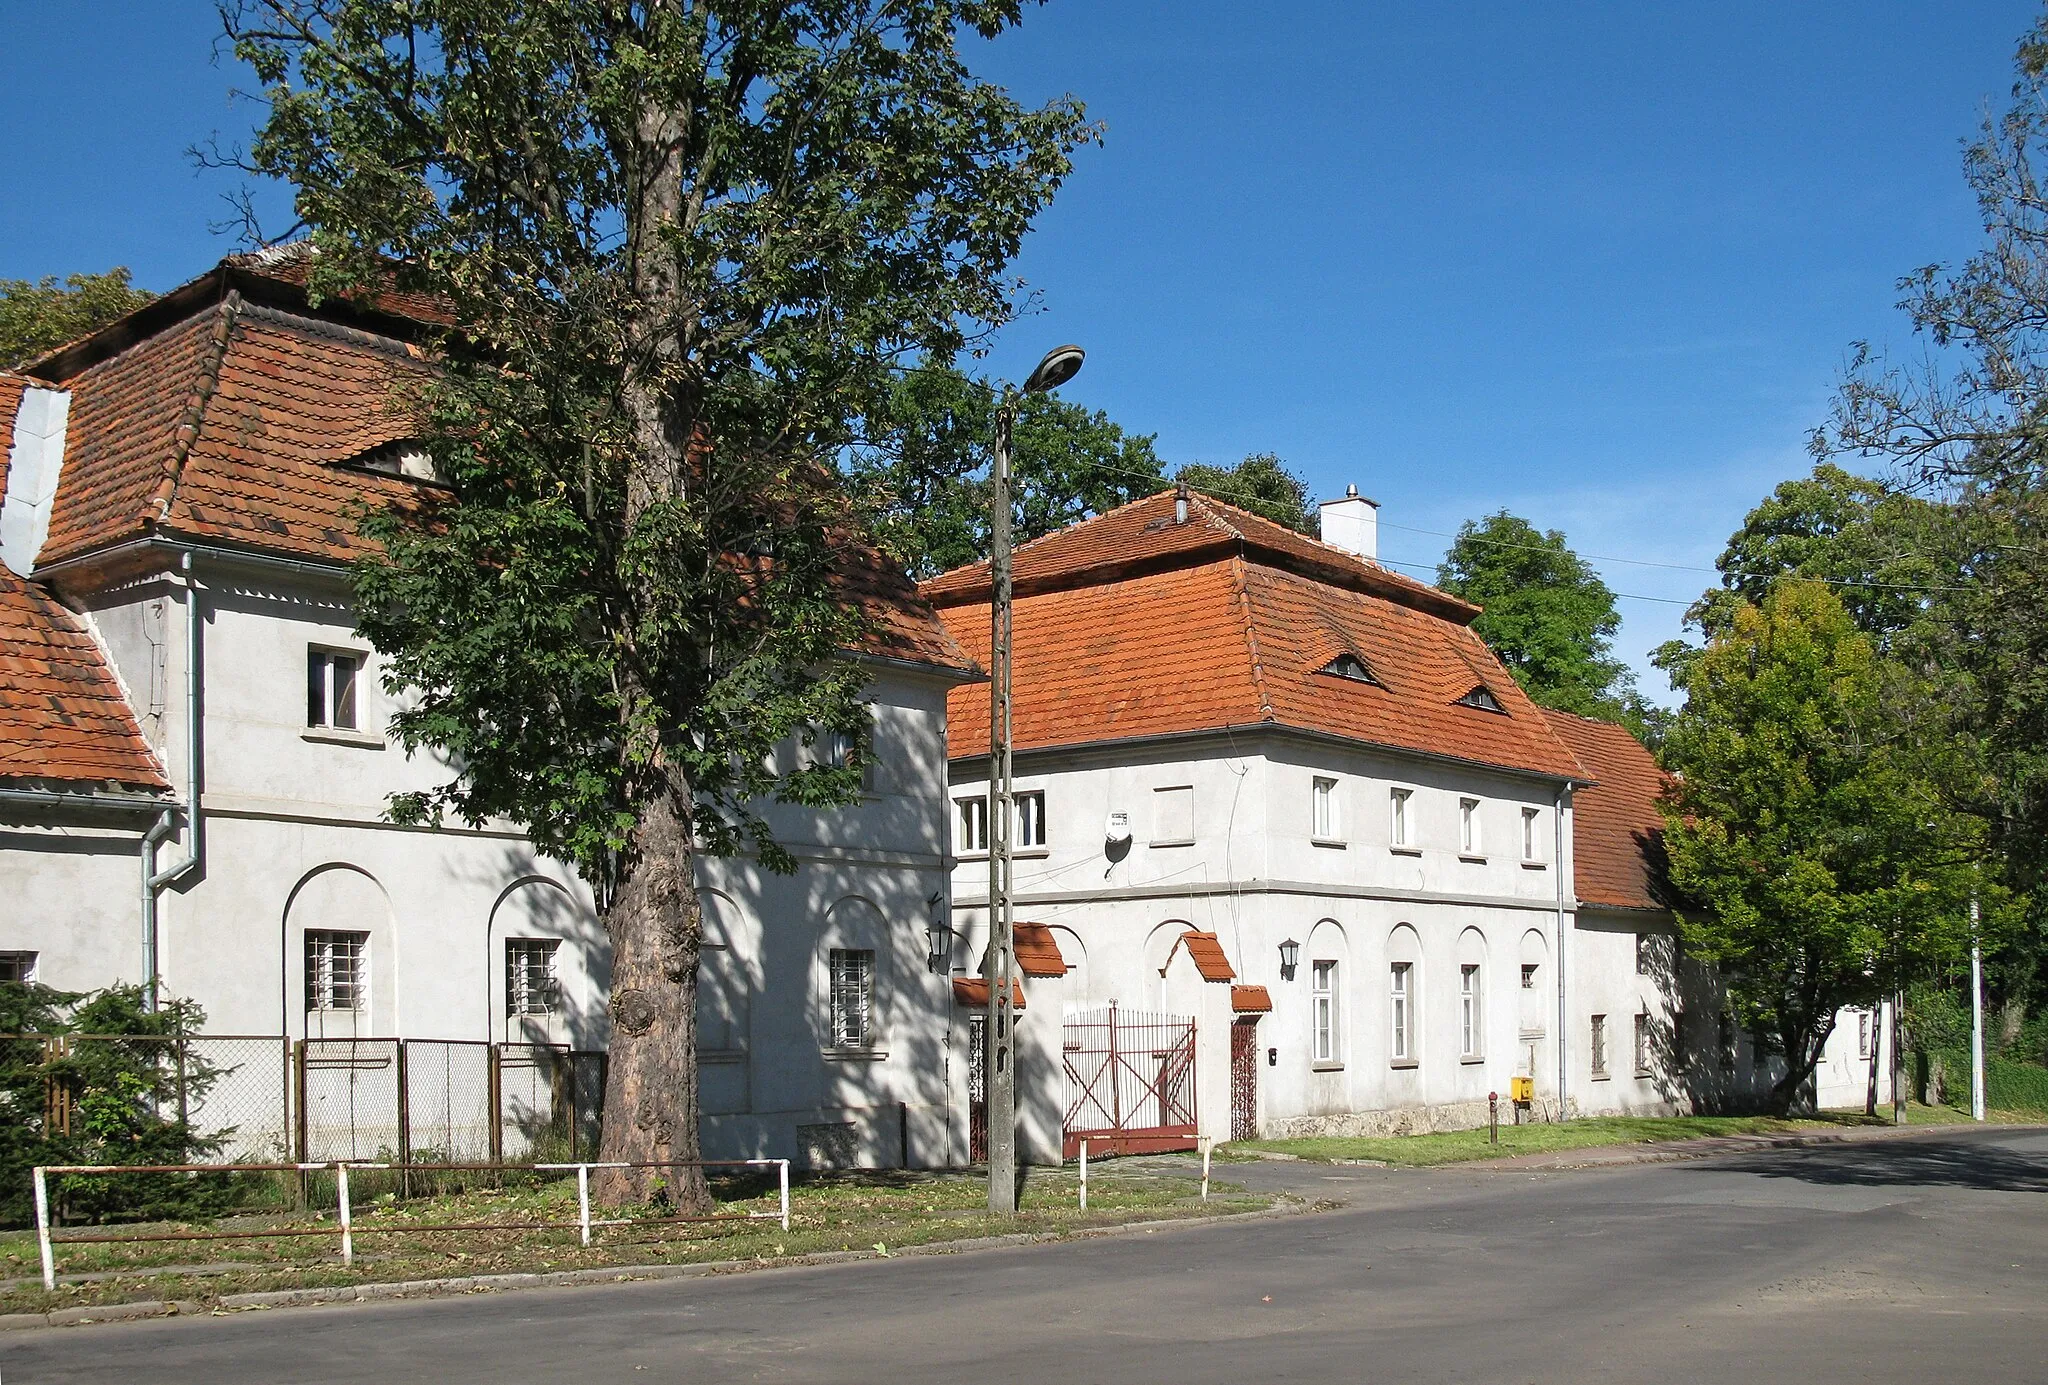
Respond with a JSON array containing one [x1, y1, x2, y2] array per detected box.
[[6, 1126, 2047, 1384]]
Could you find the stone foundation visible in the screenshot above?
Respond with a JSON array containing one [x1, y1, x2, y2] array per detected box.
[[1265, 1096, 1570, 1140]]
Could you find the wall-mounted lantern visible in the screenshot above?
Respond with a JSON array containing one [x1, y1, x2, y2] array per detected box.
[[1278, 937, 1300, 981], [927, 893, 952, 974]]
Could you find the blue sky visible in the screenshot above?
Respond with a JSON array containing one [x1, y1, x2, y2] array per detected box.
[[1, 3, 2035, 701]]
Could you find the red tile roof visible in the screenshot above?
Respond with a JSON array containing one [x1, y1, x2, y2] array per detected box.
[[1164, 930, 1236, 983], [0, 569, 167, 791], [1013, 922, 1070, 978], [1231, 984, 1273, 1014], [1542, 710, 1671, 913], [22, 260, 969, 674], [927, 492, 1583, 780], [951, 976, 1028, 1010], [0, 371, 26, 501]]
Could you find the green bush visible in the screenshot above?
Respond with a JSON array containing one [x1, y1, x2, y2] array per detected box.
[[0, 982, 236, 1227], [1986, 1056, 2048, 1113]]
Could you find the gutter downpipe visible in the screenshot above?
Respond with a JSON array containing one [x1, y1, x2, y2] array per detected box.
[[141, 550, 204, 1011], [1555, 781, 1570, 1120]]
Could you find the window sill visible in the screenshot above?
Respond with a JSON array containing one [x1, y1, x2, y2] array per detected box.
[[1590, 1071, 1612, 1082], [1311, 837, 1347, 850], [1518, 1028, 1547, 1041], [955, 849, 1048, 862], [821, 1048, 888, 1062], [302, 727, 385, 750], [1459, 854, 1487, 865], [1460, 1055, 1486, 1065], [1389, 1058, 1419, 1070], [1149, 838, 1195, 849], [1633, 1068, 1654, 1080], [1311, 1061, 1345, 1072], [1520, 860, 1548, 870], [1389, 845, 1422, 857]]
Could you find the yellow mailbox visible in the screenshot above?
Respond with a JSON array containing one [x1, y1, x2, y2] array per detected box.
[[1509, 1075, 1534, 1105]]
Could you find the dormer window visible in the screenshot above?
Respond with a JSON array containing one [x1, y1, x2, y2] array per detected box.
[[345, 439, 444, 484], [1317, 653, 1380, 685], [1455, 684, 1505, 713]]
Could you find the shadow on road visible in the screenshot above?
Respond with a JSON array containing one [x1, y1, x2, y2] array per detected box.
[[1732, 1133, 2048, 1193]]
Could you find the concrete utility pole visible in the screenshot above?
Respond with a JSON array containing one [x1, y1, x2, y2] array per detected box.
[[1971, 893, 1986, 1122], [986, 344, 1084, 1216]]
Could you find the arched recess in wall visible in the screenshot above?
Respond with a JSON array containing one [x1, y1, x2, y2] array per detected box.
[[487, 876, 604, 1048], [1306, 918, 1350, 1065], [1457, 927, 1490, 1060], [816, 895, 891, 1051], [1519, 928, 1550, 1040], [1386, 923, 1423, 1065], [1141, 919, 1194, 1011], [281, 864, 393, 1040], [1045, 925, 1089, 1011], [695, 888, 756, 1116]]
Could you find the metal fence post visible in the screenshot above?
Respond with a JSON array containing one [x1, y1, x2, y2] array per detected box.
[[34, 1166, 55, 1291], [293, 1038, 309, 1207], [1079, 1139, 1088, 1211], [577, 1163, 592, 1247], [1200, 1136, 1212, 1201], [396, 1039, 412, 1199], [779, 1159, 790, 1232], [336, 1162, 353, 1268], [487, 1044, 504, 1169]]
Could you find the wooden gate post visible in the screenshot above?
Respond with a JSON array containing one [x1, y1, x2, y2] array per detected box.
[[395, 1039, 412, 1198]]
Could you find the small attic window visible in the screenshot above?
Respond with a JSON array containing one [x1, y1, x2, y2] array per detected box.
[[1456, 684, 1506, 713], [345, 440, 444, 485], [1317, 653, 1380, 686]]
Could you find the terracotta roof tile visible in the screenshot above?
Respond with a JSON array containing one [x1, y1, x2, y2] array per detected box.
[[1164, 930, 1236, 982], [0, 371, 26, 503], [1012, 922, 1070, 978], [951, 976, 1028, 1009], [929, 499, 1583, 780], [1231, 984, 1273, 1013], [1542, 709, 1672, 912], [0, 567, 167, 791]]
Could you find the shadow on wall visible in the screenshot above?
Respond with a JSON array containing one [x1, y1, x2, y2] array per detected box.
[[1634, 928, 1821, 1117]]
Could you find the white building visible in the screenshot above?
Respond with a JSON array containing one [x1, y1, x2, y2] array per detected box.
[[926, 488, 1889, 1150], [0, 250, 981, 1169]]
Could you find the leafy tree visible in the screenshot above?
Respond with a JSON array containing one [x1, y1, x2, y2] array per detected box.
[[1174, 452, 1319, 535], [848, 359, 1164, 576], [0, 984, 229, 1228], [0, 269, 155, 369], [1660, 583, 1979, 1114], [1434, 510, 1642, 725], [224, 0, 1093, 1208]]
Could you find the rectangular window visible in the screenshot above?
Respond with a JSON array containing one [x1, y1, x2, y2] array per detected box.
[[0, 951, 36, 985], [1635, 933, 1652, 976], [1152, 785, 1194, 844], [305, 930, 368, 1012], [1460, 964, 1483, 1058], [1390, 962, 1413, 1062], [1635, 1012, 1653, 1075], [1521, 963, 1538, 990], [1389, 788, 1412, 848], [1590, 1013, 1608, 1078], [1459, 797, 1481, 855], [829, 948, 874, 1049], [956, 797, 988, 854], [506, 939, 561, 1017], [1522, 807, 1540, 862], [1857, 1010, 1872, 1060], [1311, 960, 1339, 1064], [1312, 776, 1339, 840], [306, 649, 362, 730], [1015, 790, 1046, 850]]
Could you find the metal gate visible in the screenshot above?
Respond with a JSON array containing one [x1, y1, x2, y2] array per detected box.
[[967, 1014, 986, 1163], [1062, 1004, 1196, 1159], [1230, 1017, 1260, 1142]]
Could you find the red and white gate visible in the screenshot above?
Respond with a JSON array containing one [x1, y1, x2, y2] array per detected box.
[[1062, 1003, 1196, 1159]]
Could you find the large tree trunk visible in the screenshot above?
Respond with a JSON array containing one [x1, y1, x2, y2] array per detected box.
[[592, 789, 712, 1212], [1762, 1013, 1833, 1117]]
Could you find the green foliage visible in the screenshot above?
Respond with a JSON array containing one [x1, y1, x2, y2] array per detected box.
[[0, 984, 231, 1229], [1660, 582, 1980, 1112], [0, 268, 155, 369], [1434, 510, 1643, 725], [1174, 452, 1319, 535], [224, 1, 1097, 881], [846, 359, 1164, 576]]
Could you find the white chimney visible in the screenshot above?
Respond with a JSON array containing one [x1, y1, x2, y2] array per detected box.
[[1318, 485, 1378, 562]]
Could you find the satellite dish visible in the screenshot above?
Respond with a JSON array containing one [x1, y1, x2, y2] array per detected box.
[[1105, 811, 1132, 846]]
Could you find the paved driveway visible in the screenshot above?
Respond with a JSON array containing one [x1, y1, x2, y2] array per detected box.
[[6, 1125, 2046, 1384]]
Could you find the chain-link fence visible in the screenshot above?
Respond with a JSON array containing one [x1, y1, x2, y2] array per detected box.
[[16, 1035, 607, 1169]]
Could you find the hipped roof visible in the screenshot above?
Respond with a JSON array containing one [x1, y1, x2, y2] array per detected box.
[[926, 490, 1584, 781]]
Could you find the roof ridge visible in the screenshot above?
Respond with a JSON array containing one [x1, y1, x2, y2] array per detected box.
[[1228, 554, 1276, 724], [149, 291, 243, 526]]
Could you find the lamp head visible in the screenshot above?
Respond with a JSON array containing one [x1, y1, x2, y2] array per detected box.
[[1023, 344, 1085, 394]]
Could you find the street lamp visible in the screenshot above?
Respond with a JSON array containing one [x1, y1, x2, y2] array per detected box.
[[1278, 938, 1300, 981], [986, 343, 1084, 1216]]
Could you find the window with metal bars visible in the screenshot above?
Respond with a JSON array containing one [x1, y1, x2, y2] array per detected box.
[[305, 930, 368, 1011], [0, 951, 36, 984], [829, 948, 875, 1049], [506, 939, 561, 1017], [1590, 1013, 1609, 1077]]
